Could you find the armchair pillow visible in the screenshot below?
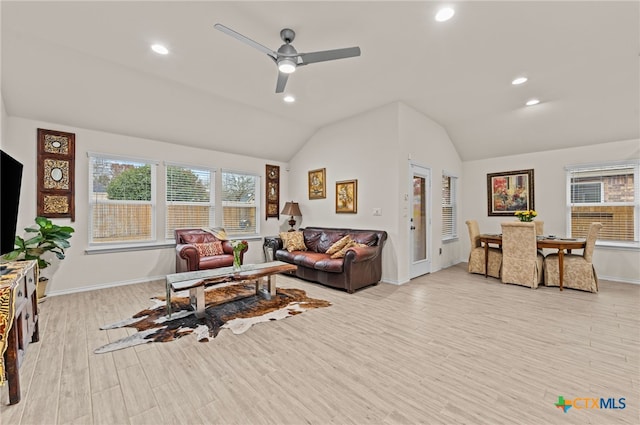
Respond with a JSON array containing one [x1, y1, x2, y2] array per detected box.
[[194, 241, 224, 257]]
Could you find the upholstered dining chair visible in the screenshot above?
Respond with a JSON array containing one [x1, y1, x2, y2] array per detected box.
[[544, 222, 602, 293], [465, 220, 502, 278], [500, 221, 544, 288], [534, 220, 544, 236]]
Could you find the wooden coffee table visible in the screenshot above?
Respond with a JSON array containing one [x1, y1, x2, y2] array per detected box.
[[165, 261, 297, 318]]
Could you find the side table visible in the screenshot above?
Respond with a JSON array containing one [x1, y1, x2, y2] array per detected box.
[[263, 236, 280, 262], [0, 260, 39, 405]]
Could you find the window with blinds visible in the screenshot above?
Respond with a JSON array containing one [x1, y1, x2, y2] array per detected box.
[[165, 164, 214, 239], [566, 162, 639, 243], [221, 171, 260, 235], [89, 154, 156, 244], [442, 173, 458, 240]]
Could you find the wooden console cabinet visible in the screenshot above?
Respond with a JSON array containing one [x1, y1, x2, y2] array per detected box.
[[0, 260, 39, 405]]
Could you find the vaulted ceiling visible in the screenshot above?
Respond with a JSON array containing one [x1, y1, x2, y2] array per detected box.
[[2, 1, 638, 162]]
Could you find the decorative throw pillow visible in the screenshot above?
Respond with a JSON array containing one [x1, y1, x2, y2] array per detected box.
[[330, 242, 367, 259], [280, 231, 307, 252], [325, 235, 352, 255], [194, 241, 224, 257], [202, 227, 228, 241]]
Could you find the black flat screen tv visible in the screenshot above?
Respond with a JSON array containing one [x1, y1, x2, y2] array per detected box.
[[1, 150, 24, 257]]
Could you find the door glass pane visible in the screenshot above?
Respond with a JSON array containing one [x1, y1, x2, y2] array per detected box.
[[413, 175, 427, 262]]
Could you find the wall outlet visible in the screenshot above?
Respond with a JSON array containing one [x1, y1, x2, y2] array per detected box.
[[373, 208, 382, 216]]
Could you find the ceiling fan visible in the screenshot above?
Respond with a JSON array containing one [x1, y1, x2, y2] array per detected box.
[[214, 23, 361, 93]]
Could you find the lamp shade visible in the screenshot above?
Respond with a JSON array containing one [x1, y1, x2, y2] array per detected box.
[[281, 201, 302, 217]]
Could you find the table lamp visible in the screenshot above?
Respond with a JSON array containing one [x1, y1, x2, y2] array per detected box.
[[281, 201, 302, 231]]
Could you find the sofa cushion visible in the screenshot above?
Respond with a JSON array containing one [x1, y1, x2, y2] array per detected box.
[[293, 252, 329, 268], [280, 231, 307, 252], [303, 229, 324, 253], [194, 241, 224, 257], [313, 257, 344, 273], [326, 235, 352, 255], [349, 232, 378, 246], [316, 230, 348, 253]]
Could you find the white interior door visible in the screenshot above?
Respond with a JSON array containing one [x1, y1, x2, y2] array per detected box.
[[410, 164, 431, 278]]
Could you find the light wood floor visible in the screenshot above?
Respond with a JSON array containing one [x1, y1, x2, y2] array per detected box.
[[2, 263, 638, 425]]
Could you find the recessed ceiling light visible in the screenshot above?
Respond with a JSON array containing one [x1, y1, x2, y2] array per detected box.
[[151, 44, 169, 55], [435, 7, 455, 22], [512, 76, 528, 85], [283, 95, 295, 103], [526, 99, 540, 106]]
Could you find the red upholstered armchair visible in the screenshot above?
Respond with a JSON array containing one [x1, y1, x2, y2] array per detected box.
[[174, 228, 248, 273]]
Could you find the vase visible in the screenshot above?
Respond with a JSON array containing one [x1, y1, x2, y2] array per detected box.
[[233, 250, 242, 271]]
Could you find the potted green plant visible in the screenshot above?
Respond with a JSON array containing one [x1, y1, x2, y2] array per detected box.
[[2, 216, 75, 301]]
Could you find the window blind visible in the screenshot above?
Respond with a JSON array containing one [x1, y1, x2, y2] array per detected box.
[[442, 174, 458, 240], [165, 164, 214, 239], [566, 162, 639, 242], [89, 155, 156, 244]]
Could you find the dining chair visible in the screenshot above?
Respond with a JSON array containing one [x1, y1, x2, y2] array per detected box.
[[500, 221, 544, 288], [534, 220, 544, 236], [544, 222, 602, 292], [465, 220, 502, 278]]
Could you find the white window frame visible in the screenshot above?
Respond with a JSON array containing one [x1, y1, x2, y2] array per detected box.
[[441, 172, 458, 241], [565, 160, 640, 248]]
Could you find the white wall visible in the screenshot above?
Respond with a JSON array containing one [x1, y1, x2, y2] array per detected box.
[[462, 139, 640, 283], [287, 102, 463, 284], [5, 116, 289, 295], [398, 103, 464, 276]]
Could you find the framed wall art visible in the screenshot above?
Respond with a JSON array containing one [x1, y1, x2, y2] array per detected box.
[[308, 168, 326, 199], [37, 128, 75, 221], [335, 179, 358, 214], [486, 169, 534, 216], [265, 164, 280, 219]]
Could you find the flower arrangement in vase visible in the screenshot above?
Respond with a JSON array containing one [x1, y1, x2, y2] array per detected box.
[[514, 210, 537, 222], [231, 240, 247, 270]]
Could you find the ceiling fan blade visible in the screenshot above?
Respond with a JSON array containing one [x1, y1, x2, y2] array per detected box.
[[214, 23, 276, 59], [298, 47, 361, 65], [275, 71, 289, 93]]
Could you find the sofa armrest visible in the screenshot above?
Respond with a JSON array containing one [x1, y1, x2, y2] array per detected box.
[[344, 245, 379, 263], [221, 239, 249, 259], [264, 237, 284, 254]]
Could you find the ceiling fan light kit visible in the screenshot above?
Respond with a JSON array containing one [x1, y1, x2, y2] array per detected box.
[[214, 23, 360, 93]]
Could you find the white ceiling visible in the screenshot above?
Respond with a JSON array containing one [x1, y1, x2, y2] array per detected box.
[[2, 1, 639, 162]]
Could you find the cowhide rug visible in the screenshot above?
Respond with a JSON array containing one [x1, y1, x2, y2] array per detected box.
[[94, 283, 330, 353]]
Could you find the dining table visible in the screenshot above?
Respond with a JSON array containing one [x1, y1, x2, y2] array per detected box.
[[478, 234, 587, 291]]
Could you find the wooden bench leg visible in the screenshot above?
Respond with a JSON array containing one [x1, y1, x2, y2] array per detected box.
[[5, 315, 21, 405]]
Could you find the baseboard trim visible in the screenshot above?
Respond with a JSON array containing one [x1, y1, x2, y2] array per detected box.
[[46, 275, 166, 297], [599, 275, 640, 285]]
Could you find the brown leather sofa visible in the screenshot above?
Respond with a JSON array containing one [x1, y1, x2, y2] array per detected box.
[[265, 227, 387, 293], [174, 228, 248, 273]]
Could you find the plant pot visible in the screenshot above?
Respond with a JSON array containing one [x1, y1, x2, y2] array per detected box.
[[36, 277, 49, 302]]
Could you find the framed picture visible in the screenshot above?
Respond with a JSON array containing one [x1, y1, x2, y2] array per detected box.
[[265, 164, 280, 219], [487, 169, 535, 216], [37, 128, 75, 221], [335, 179, 358, 213], [308, 168, 326, 199]]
